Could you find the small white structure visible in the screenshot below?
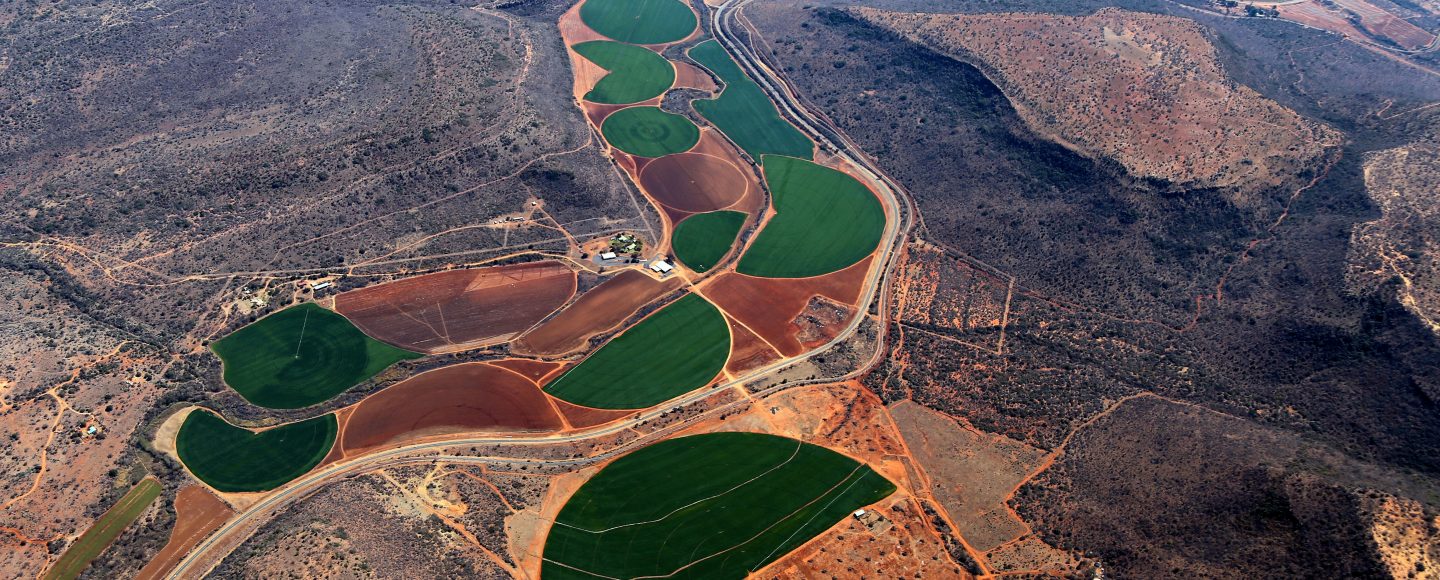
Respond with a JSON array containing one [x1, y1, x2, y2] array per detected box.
[[311, 281, 333, 291], [649, 260, 674, 274], [600, 251, 617, 260], [852, 509, 867, 518]]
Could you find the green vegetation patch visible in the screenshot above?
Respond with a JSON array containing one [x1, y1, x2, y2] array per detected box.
[[672, 210, 746, 273], [574, 41, 675, 105], [543, 432, 896, 579], [689, 40, 813, 161], [42, 479, 162, 580], [601, 106, 700, 158], [544, 293, 729, 409], [737, 156, 885, 278], [579, 0, 697, 45], [177, 410, 337, 493], [211, 303, 420, 409]]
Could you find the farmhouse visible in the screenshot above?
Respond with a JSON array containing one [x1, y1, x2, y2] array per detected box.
[[600, 251, 617, 260]]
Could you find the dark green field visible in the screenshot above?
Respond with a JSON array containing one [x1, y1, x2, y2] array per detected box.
[[211, 303, 420, 409], [579, 0, 696, 45], [543, 293, 729, 409], [542, 432, 895, 579], [42, 479, 162, 580], [689, 40, 813, 161], [737, 156, 885, 278], [176, 410, 336, 493], [601, 106, 700, 158], [573, 41, 675, 105], [672, 210, 746, 273]]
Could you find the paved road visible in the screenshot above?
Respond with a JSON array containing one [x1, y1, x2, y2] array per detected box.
[[166, 2, 918, 576]]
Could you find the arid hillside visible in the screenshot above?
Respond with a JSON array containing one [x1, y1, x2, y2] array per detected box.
[[857, 7, 1340, 198], [1348, 142, 1440, 336]]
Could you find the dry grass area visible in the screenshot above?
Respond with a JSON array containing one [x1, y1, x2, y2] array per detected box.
[[858, 7, 1339, 197], [1361, 491, 1440, 578], [1348, 143, 1440, 336]]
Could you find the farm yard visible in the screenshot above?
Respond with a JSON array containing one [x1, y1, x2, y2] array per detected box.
[[601, 106, 701, 157], [737, 156, 885, 278], [211, 303, 421, 409], [578, 0, 697, 44], [573, 40, 676, 104], [333, 261, 577, 354], [689, 40, 814, 161], [542, 432, 896, 579], [673, 210, 747, 273], [176, 410, 337, 493], [543, 293, 731, 409]]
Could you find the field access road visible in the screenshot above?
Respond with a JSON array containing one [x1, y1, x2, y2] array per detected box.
[[167, 2, 917, 576]]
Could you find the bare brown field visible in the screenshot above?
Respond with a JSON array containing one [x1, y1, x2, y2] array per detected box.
[[723, 315, 782, 376], [334, 262, 576, 354], [637, 152, 748, 213], [889, 400, 1046, 552], [673, 61, 719, 92], [512, 269, 682, 356], [1334, 0, 1437, 50], [700, 257, 871, 357], [341, 363, 563, 454], [551, 398, 633, 429], [489, 358, 564, 383], [135, 486, 234, 580], [860, 7, 1340, 195]]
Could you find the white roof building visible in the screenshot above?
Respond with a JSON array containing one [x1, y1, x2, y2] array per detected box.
[[311, 281, 332, 290], [649, 260, 674, 274], [600, 251, 617, 260]]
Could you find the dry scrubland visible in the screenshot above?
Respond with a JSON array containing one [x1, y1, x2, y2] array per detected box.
[[1348, 142, 1440, 336], [858, 7, 1339, 196]]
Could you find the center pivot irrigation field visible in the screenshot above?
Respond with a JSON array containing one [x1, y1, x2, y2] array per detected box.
[[211, 303, 421, 409], [689, 40, 813, 161], [737, 156, 886, 278], [176, 410, 337, 493], [672, 210, 746, 273], [578, 0, 696, 44], [573, 41, 675, 104], [543, 293, 730, 409], [542, 432, 896, 579], [601, 106, 701, 158]]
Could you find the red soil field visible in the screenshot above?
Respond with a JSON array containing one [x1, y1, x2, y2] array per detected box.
[[135, 486, 234, 580], [638, 152, 749, 213], [489, 358, 563, 383], [700, 256, 873, 357], [552, 397, 633, 429], [512, 269, 683, 356], [340, 363, 564, 454], [673, 61, 719, 92], [334, 262, 577, 354], [724, 315, 782, 376]]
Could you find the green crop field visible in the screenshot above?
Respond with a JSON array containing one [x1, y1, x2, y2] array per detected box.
[[177, 410, 336, 493], [579, 0, 696, 45], [211, 303, 420, 409], [672, 210, 746, 273], [544, 293, 729, 409], [601, 106, 700, 158], [689, 40, 813, 161], [737, 156, 885, 278], [542, 432, 896, 579], [573, 41, 675, 104], [41, 478, 162, 580]]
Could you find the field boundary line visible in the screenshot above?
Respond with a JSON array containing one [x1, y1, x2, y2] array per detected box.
[[552, 439, 804, 534], [749, 468, 871, 570]]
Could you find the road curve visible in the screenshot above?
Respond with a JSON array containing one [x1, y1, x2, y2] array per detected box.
[[166, 1, 917, 576]]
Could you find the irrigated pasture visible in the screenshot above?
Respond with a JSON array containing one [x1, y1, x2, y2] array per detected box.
[[512, 269, 682, 356], [542, 432, 895, 579], [601, 106, 700, 158], [672, 211, 746, 273], [42, 478, 162, 580], [573, 41, 675, 104], [211, 303, 421, 409], [737, 156, 884, 278], [334, 262, 576, 354], [341, 363, 565, 453], [543, 293, 729, 409], [579, 0, 696, 45], [689, 40, 813, 161], [176, 410, 337, 493], [637, 151, 748, 213]]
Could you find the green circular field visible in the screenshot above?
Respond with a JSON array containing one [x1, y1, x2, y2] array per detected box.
[[672, 210, 747, 273], [601, 106, 700, 158], [737, 156, 886, 278], [579, 0, 696, 45], [574, 41, 675, 105], [176, 410, 336, 493], [542, 432, 896, 579], [211, 303, 421, 409]]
